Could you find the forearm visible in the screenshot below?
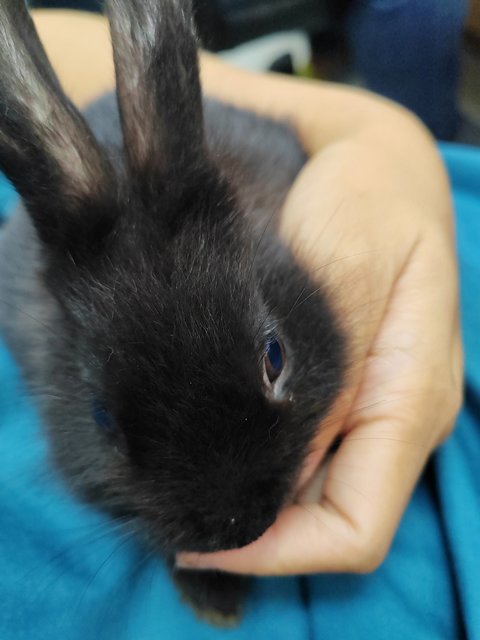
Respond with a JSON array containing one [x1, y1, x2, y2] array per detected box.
[[33, 10, 450, 214], [200, 54, 452, 219]]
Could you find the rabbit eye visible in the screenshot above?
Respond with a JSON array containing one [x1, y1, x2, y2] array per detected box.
[[264, 335, 285, 384], [91, 399, 115, 433]]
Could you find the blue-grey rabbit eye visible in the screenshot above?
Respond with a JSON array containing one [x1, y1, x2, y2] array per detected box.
[[91, 399, 115, 433], [265, 336, 285, 383]]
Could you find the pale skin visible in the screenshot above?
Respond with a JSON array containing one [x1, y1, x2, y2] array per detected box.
[[34, 10, 462, 576]]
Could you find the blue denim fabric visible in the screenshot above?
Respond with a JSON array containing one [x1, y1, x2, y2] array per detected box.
[[347, 0, 469, 139]]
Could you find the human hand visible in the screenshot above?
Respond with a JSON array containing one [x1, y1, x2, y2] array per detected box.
[[176, 114, 463, 576]]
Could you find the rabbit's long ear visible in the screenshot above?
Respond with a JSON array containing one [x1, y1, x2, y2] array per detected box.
[[106, 0, 206, 197], [0, 0, 116, 249]]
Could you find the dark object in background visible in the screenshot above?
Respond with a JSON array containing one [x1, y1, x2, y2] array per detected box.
[[192, 0, 338, 51], [269, 53, 295, 75], [30, 0, 345, 51], [30, 0, 102, 10]]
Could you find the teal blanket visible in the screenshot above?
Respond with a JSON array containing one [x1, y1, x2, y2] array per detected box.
[[1, 144, 479, 638]]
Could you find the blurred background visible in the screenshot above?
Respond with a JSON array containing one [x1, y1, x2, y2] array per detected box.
[[30, 0, 480, 145]]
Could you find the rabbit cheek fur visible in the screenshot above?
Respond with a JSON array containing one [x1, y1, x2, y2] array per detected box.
[[0, 0, 345, 626]]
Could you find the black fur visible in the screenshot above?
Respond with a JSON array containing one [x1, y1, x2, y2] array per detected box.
[[0, 0, 345, 624], [0, 0, 116, 250]]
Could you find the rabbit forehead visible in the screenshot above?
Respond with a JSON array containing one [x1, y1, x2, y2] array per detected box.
[[59, 222, 266, 370]]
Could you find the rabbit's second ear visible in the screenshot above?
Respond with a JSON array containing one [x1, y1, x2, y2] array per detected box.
[[0, 1, 116, 252], [107, 0, 207, 200]]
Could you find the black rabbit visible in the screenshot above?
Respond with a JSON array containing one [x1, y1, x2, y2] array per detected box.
[[0, 0, 345, 625]]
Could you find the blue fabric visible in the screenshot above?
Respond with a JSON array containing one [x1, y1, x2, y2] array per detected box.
[[0, 143, 479, 638], [346, 0, 469, 140]]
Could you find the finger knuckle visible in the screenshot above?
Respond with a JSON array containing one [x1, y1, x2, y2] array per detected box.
[[346, 532, 388, 574], [439, 387, 463, 441], [451, 387, 463, 417]]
